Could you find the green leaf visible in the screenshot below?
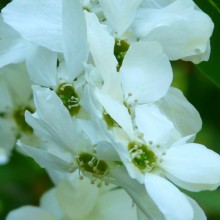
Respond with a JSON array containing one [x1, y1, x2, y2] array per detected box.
[[194, 0, 220, 87], [0, 0, 11, 11]]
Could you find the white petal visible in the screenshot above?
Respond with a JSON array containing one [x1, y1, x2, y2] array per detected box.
[[183, 41, 211, 64], [56, 178, 98, 219], [6, 206, 55, 220], [96, 141, 120, 161], [157, 87, 202, 136], [120, 42, 172, 104], [135, 104, 179, 146], [96, 89, 133, 137], [31, 86, 78, 149], [17, 141, 70, 173], [0, 75, 14, 111], [0, 15, 26, 68], [186, 196, 207, 220], [26, 44, 57, 87], [40, 189, 63, 219], [145, 173, 193, 220], [2, 0, 62, 52], [0, 119, 15, 164], [3, 63, 32, 106], [95, 187, 137, 220], [99, 0, 142, 36], [134, 0, 214, 61], [85, 11, 117, 83], [110, 166, 165, 220], [162, 143, 220, 191], [62, 0, 88, 80]]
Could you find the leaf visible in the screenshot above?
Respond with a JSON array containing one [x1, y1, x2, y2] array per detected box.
[[194, 0, 220, 88], [0, 0, 11, 11]]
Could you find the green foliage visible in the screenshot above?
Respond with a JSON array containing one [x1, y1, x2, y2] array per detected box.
[[194, 0, 220, 87], [0, 0, 11, 11]]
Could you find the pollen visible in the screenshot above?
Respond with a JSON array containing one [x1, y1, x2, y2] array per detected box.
[[128, 142, 157, 172], [56, 83, 80, 116]]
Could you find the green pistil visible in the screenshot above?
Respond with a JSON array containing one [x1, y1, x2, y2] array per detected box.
[[103, 111, 119, 128], [77, 152, 109, 178], [56, 83, 80, 116], [128, 142, 157, 171], [114, 39, 130, 71], [13, 106, 33, 133]]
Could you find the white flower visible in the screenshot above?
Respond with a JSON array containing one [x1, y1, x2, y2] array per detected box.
[[0, 63, 36, 163], [84, 0, 213, 63], [104, 108, 220, 219], [4, 0, 89, 118], [6, 173, 137, 220], [132, 0, 214, 63], [18, 85, 112, 186], [2, 0, 88, 85]]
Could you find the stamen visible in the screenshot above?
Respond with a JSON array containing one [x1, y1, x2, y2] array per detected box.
[[56, 83, 81, 116], [128, 142, 157, 172]]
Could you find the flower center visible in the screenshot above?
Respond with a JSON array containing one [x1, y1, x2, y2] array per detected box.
[[128, 142, 157, 172], [114, 39, 129, 71], [13, 106, 34, 134], [56, 83, 80, 116], [77, 152, 109, 178]]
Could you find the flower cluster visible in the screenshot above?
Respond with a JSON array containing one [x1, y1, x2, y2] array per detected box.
[[0, 0, 220, 220]]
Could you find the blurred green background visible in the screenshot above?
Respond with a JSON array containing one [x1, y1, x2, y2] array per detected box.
[[0, 0, 220, 219]]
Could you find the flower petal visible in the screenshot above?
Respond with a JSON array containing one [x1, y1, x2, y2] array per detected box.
[[186, 196, 206, 220], [145, 173, 193, 220], [96, 89, 133, 137], [62, 0, 88, 80], [40, 189, 63, 219], [0, 15, 26, 68], [0, 118, 16, 164], [162, 143, 220, 191], [3, 63, 32, 106], [110, 166, 164, 220], [157, 87, 202, 136], [17, 141, 70, 173], [2, 0, 62, 52], [135, 104, 180, 147], [26, 44, 57, 87], [6, 206, 55, 220], [99, 0, 142, 36], [120, 42, 172, 104], [30, 85, 78, 149], [134, 0, 214, 61], [85, 11, 117, 83]]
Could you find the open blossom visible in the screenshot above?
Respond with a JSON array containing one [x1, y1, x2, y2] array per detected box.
[[0, 0, 219, 220], [83, 0, 213, 63], [6, 173, 137, 220], [0, 63, 38, 164], [2, 0, 213, 65]]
